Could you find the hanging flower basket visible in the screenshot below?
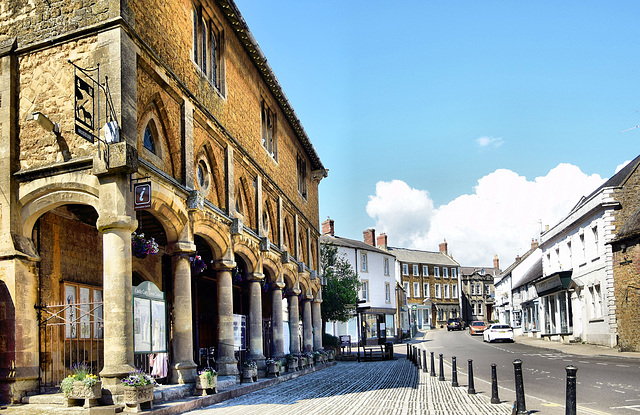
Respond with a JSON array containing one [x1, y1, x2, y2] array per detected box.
[[190, 254, 207, 275], [131, 232, 159, 259]]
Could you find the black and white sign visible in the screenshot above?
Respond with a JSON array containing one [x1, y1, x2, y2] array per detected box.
[[134, 182, 152, 211]]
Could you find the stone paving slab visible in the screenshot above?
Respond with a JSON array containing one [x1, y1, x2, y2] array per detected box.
[[185, 351, 513, 415]]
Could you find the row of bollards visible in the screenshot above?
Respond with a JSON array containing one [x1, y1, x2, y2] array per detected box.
[[407, 345, 578, 414]]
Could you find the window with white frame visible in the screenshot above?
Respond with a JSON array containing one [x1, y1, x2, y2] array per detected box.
[[385, 283, 391, 303], [485, 285, 491, 295], [423, 283, 430, 298], [402, 264, 409, 275], [478, 301, 483, 315], [413, 264, 419, 276], [361, 252, 368, 273], [580, 232, 586, 263], [471, 301, 477, 315], [592, 226, 599, 257], [452, 284, 458, 298], [403, 282, 409, 297], [451, 267, 457, 278], [361, 280, 369, 301], [434, 283, 441, 299], [384, 258, 389, 275], [443, 267, 449, 278], [589, 284, 602, 319], [413, 282, 420, 298], [471, 284, 475, 295], [422, 265, 428, 276], [444, 284, 450, 299], [434, 267, 440, 278]]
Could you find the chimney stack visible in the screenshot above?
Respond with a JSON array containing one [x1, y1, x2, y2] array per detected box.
[[493, 254, 499, 270], [377, 233, 388, 249], [439, 239, 448, 255], [322, 218, 334, 236], [531, 238, 539, 250], [363, 228, 376, 247], [515, 254, 521, 262]]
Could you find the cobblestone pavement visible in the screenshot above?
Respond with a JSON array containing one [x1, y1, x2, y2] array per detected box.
[[186, 352, 513, 415]]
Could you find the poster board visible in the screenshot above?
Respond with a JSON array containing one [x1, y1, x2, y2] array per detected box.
[[232, 314, 246, 351], [133, 281, 167, 353]]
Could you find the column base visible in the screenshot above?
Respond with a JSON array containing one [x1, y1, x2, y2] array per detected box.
[[100, 363, 137, 384], [170, 360, 197, 384], [216, 358, 239, 376]]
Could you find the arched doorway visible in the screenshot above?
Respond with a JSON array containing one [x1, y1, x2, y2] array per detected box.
[[34, 204, 103, 389], [193, 234, 217, 369]]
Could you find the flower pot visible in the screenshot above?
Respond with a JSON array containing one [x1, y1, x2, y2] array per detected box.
[[242, 367, 258, 383], [267, 362, 280, 377], [123, 384, 154, 413], [298, 357, 305, 369], [65, 381, 102, 408], [195, 373, 217, 395], [287, 357, 298, 372]]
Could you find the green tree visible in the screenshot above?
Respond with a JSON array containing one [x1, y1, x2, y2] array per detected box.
[[320, 243, 360, 336]]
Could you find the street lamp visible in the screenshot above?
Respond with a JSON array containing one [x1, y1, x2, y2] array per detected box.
[[32, 112, 60, 135]]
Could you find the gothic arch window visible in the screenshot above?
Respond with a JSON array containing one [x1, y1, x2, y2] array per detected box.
[[143, 123, 156, 154]]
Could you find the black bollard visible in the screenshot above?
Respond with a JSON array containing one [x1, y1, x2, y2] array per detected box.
[[467, 359, 476, 394], [438, 353, 445, 381], [451, 356, 459, 387], [417, 348, 422, 369], [491, 363, 500, 404], [413, 346, 417, 366], [406, 343, 410, 360], [422, 350, 428, 373], [565, 365, 578, 415], [513, 359, 527, 414], [430, 352, 436, 377]]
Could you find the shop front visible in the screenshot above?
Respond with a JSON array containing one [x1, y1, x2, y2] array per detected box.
[[536, 271, 573, 339]]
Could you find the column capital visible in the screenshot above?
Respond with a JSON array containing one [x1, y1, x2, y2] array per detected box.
[[273, 281, 285, 290], [313, 298, 323, 304], [165, 241, 196, 256], [287, 288, 301, 296], [215, 259, 236, 271], [247, 272, 265, 282], [302, 293, 314, 301], [96, 215, 137, 233]]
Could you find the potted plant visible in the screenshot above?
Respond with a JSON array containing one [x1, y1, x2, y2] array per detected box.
[[190, 254, 207, 275], [265, 358, 281, 377], [242, 360, 258, 383], [305, 351, 315, 367], [195, 367, 217, 395], [285, 354, 298, 372], [131, 232, 159, 259], [61, 362, 101, 408], [121, 369, 156, 413]]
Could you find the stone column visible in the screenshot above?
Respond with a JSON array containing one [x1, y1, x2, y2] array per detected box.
[[216, 259, 238, 376], [288, 290, 301, 354], [247, 273, 266, 369], [97, 216, 137, 385], [170, 243, 197, 384], [271, 282, 285, 357], [302, 296, 313, 352], [312, 298, 323, 350]]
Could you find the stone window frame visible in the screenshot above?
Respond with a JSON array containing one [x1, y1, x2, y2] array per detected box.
[[262, 100, 278, 161], [296, 153, 307, 200], [361, 280, 369, 301], [192, 2, 226, 94], [138, 112, 165, 171], [360, 252, 368, 273], [413, 282, 420, 298], [423, 282, 430, 299], [383, 257, 389, 276], [385, 282, 391, 303]]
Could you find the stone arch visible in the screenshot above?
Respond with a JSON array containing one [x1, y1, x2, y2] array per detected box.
[[262, 257, 281, 284], [282, 266, 297, 290], [193, 219, 230, 260], [232, 242, 259, 274], [144, 186, 189, 245], [20, 174, 100, 237], [195, 142, 224, 208]]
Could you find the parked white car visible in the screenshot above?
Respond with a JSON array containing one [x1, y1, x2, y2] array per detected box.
[[483, 324, 514, 343]]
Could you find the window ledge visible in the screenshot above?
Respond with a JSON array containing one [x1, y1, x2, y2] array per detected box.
[[589, 318, 604, 323]]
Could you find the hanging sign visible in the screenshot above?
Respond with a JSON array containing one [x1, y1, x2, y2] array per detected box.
[[74, 74, 96, 143], [134, 182, 152, 211]]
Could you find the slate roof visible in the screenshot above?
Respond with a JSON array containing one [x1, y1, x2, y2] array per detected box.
[[512, 256, 543, 289], [319, 234, 394, 257], [460, 266, 501, 277], [385, 246, 459, 266]]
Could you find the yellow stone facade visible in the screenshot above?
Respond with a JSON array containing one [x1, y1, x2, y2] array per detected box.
[[0, 0, 325, 404]]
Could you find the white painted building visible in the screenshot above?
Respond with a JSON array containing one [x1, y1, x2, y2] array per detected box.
[[540, 180, 619, 347], [320, 221, 398, 345]]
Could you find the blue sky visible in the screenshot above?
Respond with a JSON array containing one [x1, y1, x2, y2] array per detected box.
[[235, 1, 640, 267]]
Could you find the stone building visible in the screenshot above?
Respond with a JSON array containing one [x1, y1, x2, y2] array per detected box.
[[460, 257, 500, 324], [0, 0, 326, 404], [320, 221, 398, 345], [386, 241, 461, 331]]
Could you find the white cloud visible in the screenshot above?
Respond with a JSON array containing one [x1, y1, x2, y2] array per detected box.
[[615, 160, 631, 174], [476, 136, 504, 148], [366, 164, 605, 267]]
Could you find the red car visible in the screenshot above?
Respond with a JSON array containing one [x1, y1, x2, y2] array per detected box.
[[469, 321, 488, 335]]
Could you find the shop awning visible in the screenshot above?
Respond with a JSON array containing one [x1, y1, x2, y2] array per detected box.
[[535, 271, 573, 296]]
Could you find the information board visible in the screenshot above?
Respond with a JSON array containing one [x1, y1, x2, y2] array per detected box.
[[133, 281, 167, 353]]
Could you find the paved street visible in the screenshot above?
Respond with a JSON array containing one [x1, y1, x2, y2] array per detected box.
[[186, 347, 513, 415], [422, 328, 640, 415]]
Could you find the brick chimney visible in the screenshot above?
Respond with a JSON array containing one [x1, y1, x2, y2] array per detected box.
[[515, 254, 521, 262], [531, 238, 539, 250], [322, 218, 334, 236], [439, 239, 448, 255], [377, 233, 388, 249], [363, 228, 376, 247], [493, 254, 499, 270]]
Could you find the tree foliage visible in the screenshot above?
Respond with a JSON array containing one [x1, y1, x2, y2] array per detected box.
[[320, 243, 360, 323]]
